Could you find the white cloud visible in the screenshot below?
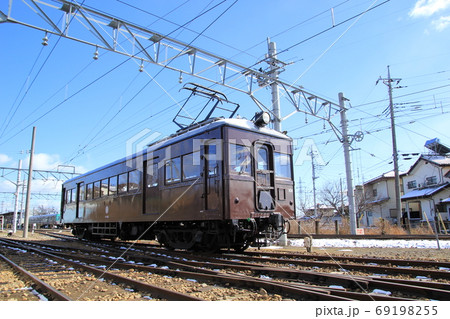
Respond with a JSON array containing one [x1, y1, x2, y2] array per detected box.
[[410, 0, 450, 17], [0, 154, 12, 165], [432, 15, 450, 30]]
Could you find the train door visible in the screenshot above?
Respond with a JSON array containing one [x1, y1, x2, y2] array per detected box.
[[203, 140, 220, 211], [254, 143, 275, 211], [144, 160, 160, 214]]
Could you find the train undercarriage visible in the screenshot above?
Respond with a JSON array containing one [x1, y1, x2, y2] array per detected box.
[[71, 213, 286, 252]]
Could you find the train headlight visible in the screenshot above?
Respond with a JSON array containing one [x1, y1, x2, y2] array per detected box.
[[254, 111, 270, 127]]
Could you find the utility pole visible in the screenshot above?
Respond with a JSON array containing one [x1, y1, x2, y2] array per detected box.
[[378, 66, 402, 226], [267, 39, 282, 132], [339, 92, 357, 235], [23, 126, 36, 238], [12, 159, 22, 233], [340, 177, 345, 216], [310, 148, 318, 218]]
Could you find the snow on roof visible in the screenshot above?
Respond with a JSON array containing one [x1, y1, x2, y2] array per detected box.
[[364, 170, 406, 185], [442, 197, 450, 203], [367, 197, 390, 205], [401, 182, 450, 201]]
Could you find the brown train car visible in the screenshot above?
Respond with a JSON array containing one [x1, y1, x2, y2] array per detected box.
[[61, 115, 295, 251]]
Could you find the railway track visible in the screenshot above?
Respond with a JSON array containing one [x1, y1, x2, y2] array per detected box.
[[3, 232, 450, 300], [0, 238, 200, 301]]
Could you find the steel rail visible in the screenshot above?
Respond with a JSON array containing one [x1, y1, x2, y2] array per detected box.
[[0, 249, 72, 301], [217, 253, 450, 280], [0, 238, 202, 301], [239, 250, 450, 269], [14, 235, 450, 300]]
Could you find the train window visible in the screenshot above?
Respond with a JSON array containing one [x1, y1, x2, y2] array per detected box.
[[109, 176, 118, 195], [66, 189, 72, 204], [118, 173, 128, 194], [274, 152, 292, 179], [86, 183, 93, 200], [94, 181, 101, 198], [257, 147, 269, 170], [165, 157, 181, 183], [229, 144, 251, 175], [79, 182, 85, 201], [101, 179, 108, 197], [206, 143, 218, 176], [129, 170, 141, 192], [147, 163, 158, 187], [182, 151, 200, 180]]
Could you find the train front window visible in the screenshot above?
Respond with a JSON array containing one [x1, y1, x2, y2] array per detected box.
[[229, 144, 251, 175], [182, 151, 200, 180], [274, 152, 292, 179], [165, 157, 181, 183], [257, 147, 269, 170]]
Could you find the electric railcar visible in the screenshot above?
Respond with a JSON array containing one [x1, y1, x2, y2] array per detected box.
[[61, 114, 295, 251], [29, 213, 62, 229]]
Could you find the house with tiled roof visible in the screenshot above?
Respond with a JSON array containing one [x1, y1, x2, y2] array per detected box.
[[360, 170, 406, 225], [401, 154, 450, 228], [360, 138, 450, 229]]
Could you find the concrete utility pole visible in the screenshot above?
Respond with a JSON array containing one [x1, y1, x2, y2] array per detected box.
[[379, 66, 402, 226], [267, 39, 282, 132], [310, 148, 318, 217], [339, 93, 357, 235], [12, 159, 22, 233], [23, 126, 36, 238]]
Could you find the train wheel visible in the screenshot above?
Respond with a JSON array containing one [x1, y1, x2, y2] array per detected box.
[[233, 241, 250, 253]]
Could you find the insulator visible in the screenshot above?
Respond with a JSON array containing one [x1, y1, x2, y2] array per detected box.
[[42, 33, 49, 46], [93, 47, 99, 60]]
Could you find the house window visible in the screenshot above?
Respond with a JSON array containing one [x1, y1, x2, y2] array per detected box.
[[425, 176, 437, 186], [372, 189, 377, 197], [407, 180, 417, 189]]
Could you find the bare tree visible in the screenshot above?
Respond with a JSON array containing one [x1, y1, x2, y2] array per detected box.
[[33, 205, 57, 216], [319, 180, 347, 216]]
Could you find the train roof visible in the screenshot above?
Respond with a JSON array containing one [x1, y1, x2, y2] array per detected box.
[[64, 117, 291, 184], [147, 117, 291, 150]]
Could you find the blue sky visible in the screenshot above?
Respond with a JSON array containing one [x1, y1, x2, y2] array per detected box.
[[1, 0, 450, 212]]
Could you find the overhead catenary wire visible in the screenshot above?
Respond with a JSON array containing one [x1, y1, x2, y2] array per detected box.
[[64, 0, 239, 165]]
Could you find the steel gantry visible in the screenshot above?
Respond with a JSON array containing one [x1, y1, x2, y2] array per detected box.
[[0, 0, 342, 124]]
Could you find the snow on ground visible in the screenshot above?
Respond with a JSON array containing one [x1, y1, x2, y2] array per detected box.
[[288, 238, 450, 249]]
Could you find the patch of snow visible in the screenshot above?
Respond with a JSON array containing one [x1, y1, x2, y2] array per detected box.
[[289, 238, 450, 249], [372, 289, 391, 296]]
